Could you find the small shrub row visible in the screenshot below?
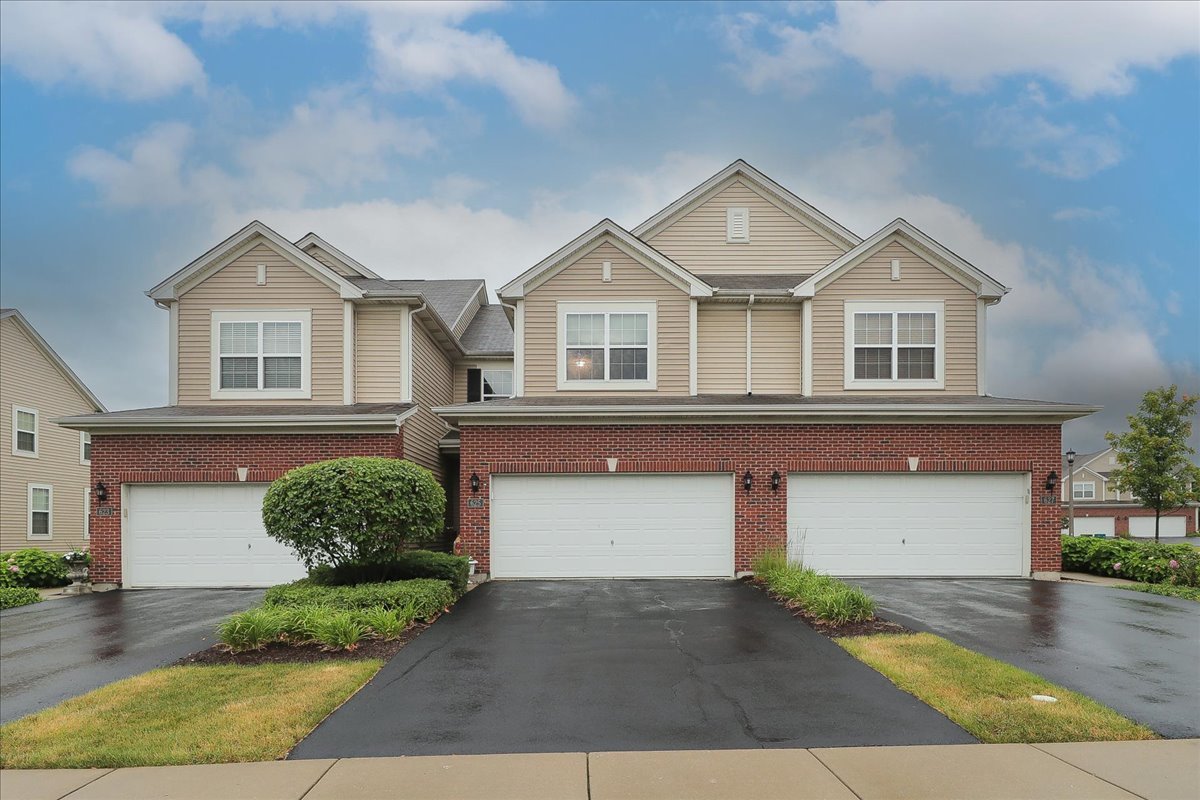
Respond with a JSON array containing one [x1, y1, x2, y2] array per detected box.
[[217, 602, 422, 652], [262, 578, 456, 621], [751, 549, 876, 624], [1061, 536, 1198, 586], [1116, 583, 1200, 603], [308, 550, 469, 595], [1, 549, 69, 589], [0, 587, 43, 610]]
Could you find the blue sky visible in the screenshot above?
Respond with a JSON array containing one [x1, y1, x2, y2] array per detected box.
[[1, 0, 1197, 450]]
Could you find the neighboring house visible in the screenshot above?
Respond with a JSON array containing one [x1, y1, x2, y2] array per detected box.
[[1, 308, 106, 553], [57, 224, 512, 588], [1061, 447, 1198, 537]]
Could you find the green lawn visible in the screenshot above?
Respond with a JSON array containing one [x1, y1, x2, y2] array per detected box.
[[1114, 582, 1200, 602], [0, 661, 381, 769], [839, 633, 1156, 744]]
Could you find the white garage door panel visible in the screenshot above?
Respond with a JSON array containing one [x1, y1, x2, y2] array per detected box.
[[127, 484, 307, 588], [1070, 517, 1116, 537], [491, 474, 733, 578], [788, 473, 1028, 577], [1130, 516, 1186, 537]]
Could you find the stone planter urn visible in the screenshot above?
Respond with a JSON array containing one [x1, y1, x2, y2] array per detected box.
[[62, 551, 92, 595]]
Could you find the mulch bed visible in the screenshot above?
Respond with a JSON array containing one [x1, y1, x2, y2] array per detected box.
[[748, 578, 912, 638], [174, 623, 428, 666]]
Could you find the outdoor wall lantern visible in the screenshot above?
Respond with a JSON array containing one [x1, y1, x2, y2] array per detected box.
[[470, 472, 481, 493], [1045, 471, 1059, 492], [771, 470, 781, 491], [94, 481, 108, 502], [742, 470, 753, 492]]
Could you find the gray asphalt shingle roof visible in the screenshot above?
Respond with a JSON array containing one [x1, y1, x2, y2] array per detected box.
[[459, 305, 513, 355], [348, 277, 484, 331], [695, 274, 811, 292], [58, 403, 413, 422]]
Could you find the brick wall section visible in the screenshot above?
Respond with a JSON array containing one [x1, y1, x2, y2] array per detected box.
[[89, 432, 403, 584], [1074, 505, 1198, 536], [457, 423, 1063, 574]]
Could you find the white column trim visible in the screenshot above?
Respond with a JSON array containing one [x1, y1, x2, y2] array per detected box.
[[400, 305, 414, 403], [976, 299, 988, 395], [745, 304, 753, 394], [688, 299, 698, 396], [342, 301, 355, 405], [514, 300, 526, 397], [168, 301, 179, 405], [801, 299, 813, 396]]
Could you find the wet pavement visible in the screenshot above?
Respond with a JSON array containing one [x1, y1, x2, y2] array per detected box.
[[855, 579, 1200, 739], [291, 579, 974, 759], [0, 589, 261, 723]]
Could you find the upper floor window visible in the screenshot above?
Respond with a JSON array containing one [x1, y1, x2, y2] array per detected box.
[[210, 310, 311, 400], [28, 484, 51, 539], [1073, 482, 1096, 500], [80, 431, 91, 465], [12, 406, 37, 457], [466, 367, 514, 402], [726, 207, 750, 243], [844, 301, 944, 390], [557, 301, 657, 390]]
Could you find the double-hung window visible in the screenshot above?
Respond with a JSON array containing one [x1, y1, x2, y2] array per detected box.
[[12, 406, 37, 456], [466, 367, 514, 402], [80, 431, 91, 465], [211, 311, 311, 399], [1073, 482, 1096, 500], [558, 302, 657, 390], [844, 301, 943, 389], [28, 484, 51, 540]]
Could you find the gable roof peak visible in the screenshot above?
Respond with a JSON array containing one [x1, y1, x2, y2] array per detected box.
[[1, 308, 105, 411]]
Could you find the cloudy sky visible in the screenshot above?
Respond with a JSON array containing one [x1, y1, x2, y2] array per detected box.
[[1, 0, 1197, 450]]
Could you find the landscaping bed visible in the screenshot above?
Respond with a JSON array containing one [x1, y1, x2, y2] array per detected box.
[[750, 549, 892, 637], [1062, 534, 1198, 585], [1114, 582, 1200, 602], [179, 623, 427, 666]]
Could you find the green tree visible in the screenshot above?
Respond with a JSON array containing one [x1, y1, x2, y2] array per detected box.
[[1105, 386, 1200, 540]]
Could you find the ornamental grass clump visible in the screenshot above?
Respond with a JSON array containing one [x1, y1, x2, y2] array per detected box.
[[751, 548, 876, 624], [311, 611, 364, 651], [217, 608, 286, 652]]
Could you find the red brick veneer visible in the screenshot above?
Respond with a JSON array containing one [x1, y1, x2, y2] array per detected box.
[[457, 423, 1063, 574], [88, 432, 403, 584]]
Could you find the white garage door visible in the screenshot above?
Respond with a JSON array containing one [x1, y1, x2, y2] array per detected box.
[[125, 484, 307, 588], [1130, 516, 1187, 538], [490, 473, 733, 578], [1069, 517, 1116, 537], [787, 473, 1028, 577]]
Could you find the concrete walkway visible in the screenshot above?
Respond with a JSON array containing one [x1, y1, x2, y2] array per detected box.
[[3, 740, 1197, 800]]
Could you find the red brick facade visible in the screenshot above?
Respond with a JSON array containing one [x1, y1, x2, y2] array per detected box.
[[1073, 505, 1198, 536], [88, 432, 403, 584], [457, 422, 1064, 574]]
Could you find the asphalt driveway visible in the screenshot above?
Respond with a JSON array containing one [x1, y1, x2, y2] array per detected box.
[[855, 579, 1200, 739], [0, 589, 261, 723], [291, 580, 973, 758]]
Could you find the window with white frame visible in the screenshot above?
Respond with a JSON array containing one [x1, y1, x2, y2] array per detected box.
[[211, 311, 311, 399], [480, 369, 513, 400], [558, 302, 657, 389], [12, 406, 37, 456], [1073, 482, 1096, 500], [844, 301, 944, 389], [80, 431, 91, 464], [28, 484, 51, 539]]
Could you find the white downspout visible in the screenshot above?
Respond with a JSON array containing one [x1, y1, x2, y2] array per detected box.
[[746, 294, 755, 395], [403, 301, 425, 404]]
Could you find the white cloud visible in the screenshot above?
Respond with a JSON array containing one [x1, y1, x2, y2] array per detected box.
[[718, 12, 833, 95], [720, 1, 1200, 99], [0, 1, 205, 100], [980, 106, 1124, 179], [1052, 206, 1118, 222], [69, 123, 196, 207]]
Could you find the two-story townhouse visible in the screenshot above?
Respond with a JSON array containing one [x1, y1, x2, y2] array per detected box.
[[436, 160, 1098, 580], [1061, 447, 1198, 537], [1, 308, 106, 553], [57, 222, 512, 588]]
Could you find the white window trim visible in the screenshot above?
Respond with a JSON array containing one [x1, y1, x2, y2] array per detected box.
[[84, 488, 91, 541], [843, 300, 945, 390], [28, 483, 52, 540], [557, 301, 658, 391], [726, 206, 750, 243], [478, 368, 515, 401], [80, 431, 91, 465], [1073, 482, 1096, 500], [210, 310, 312, 400], [12, 405, 38, 457]]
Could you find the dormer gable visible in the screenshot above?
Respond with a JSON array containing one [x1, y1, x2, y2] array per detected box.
[[294, 232, 382, 280]]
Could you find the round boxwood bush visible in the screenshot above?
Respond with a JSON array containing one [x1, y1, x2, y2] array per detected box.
[[262, 457, 445, 569]]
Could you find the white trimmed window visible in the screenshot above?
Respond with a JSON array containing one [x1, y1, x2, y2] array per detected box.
[[844, 301, 944, 390], [28, 484, 52, 540], [80, 431, 91, 464], [726, 207, 750, 243], [557, 302, 657, 390], [210, 310, 311, 399], [480, 369, 514, 400], [1073, 482, 1096, 500], [12, 406, 37, 457]]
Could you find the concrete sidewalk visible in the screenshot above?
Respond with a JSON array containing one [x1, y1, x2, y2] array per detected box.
[[2, 740, 1197, 800]]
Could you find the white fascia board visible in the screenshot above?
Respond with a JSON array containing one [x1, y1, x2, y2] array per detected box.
[[793, 219, 1009, 300], [294, 232, 382, 279], [54, 406, 418, 432], [148, 221, 364, 301], [498, 219, 712, 300], [631, 160, 861, 249], [449, 282, 489, 335]]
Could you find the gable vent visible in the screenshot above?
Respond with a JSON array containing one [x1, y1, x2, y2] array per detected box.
[[726, 207, 750, 243]]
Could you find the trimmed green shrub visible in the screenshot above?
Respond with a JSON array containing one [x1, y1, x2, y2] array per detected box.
[[308, 550, 469, 595], [354, 606, 411, 640], [263, 578, 454, 621], [310, 610, 364, 650], [1061, 536, 1196, 585], [0, 549, 69, 588], [217, 607, 286, 652], [0, 587, 42, 610], [261, 457, 446, 570], [751, 548, 876, 624]]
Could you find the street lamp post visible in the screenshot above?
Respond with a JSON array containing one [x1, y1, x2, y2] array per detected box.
[[1066, 449, 1076, 537]]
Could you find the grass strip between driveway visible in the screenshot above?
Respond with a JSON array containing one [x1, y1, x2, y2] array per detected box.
[[1113, 582, 1200, 602], [0, 661, 381, 769], [838, 632, 1157, 744]]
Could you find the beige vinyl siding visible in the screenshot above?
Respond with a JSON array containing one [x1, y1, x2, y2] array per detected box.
[[177, 242, 345, 404], [1, 317, 97, 552], [355, 306, 405, 402], [453, 359, 515, 404], [696, 305, 747, 394], [451, 292, 483, 338], [646, 178, 848, 275], [304, 245, 356, 277], [405, 318, 454, 479], [811, 241, 978, 395], [523, 241, 691, 396], [750, 307, 802, 394]]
